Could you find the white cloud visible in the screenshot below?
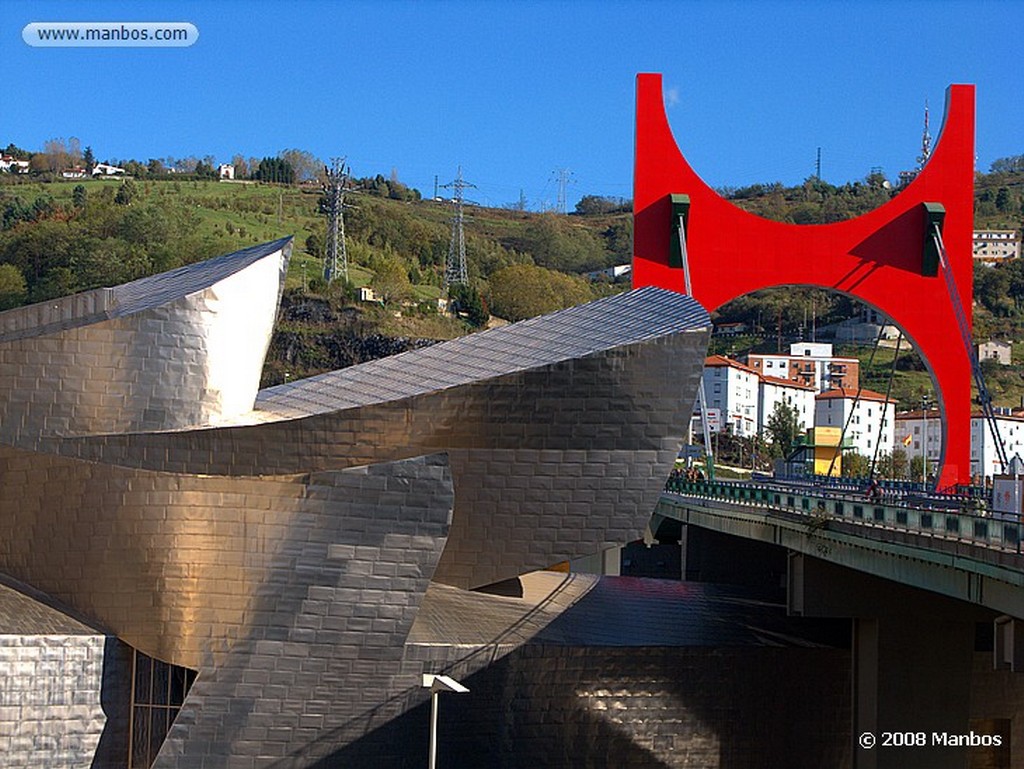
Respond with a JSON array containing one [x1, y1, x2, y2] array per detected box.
[[666, 86, 680, 108]]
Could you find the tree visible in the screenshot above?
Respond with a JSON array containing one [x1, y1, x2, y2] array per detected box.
[[1000, 258, 1024, 312], [973, 263, 1013, 317], [370, 256, 412, 305], [305, 233, 323, 259], [841, 452, 871, 479], [67, 137, 82, 167], [573, 195, 631, 216], [83, 146, 95, 173], [2, 143, 30, 160], [523, 214, 607, 273], [114, 179, 138, 206], [449, 283, 489, 327], [278, 149, 322, 183], [487, 264, 593, 321], [0, 264, 27, 310], [602, 219, 633, 263], [43, 138, 71, 173], [254, 157, 296, 185], [765, 400, 801, 455], [72, 185, 88, 209], [910, 455, 925, 482], [996, 187, 1012, 212], [880, 447, 909, 479], [231, 154, 248, 179], [990, 155, 1024, 174]]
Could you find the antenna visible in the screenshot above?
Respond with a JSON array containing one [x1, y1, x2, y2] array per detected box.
[[321, 157, 353, 284], [917, 100, 932, 170], [815, 147, 822, 180], [551, 168, 574, 214], [441, 166, 475, 287]]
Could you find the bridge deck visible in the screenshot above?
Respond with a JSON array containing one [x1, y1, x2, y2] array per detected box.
[[657, 481, 1024, 618]]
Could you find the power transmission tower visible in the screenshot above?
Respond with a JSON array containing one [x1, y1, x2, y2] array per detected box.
[[551, 168, 574, 214], [917, 100, 932, 170], [441, 166, 475, 287], [321, 157, 353, 284]]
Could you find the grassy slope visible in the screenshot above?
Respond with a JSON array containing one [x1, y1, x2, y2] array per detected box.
[[12, 170, 1023, 400]]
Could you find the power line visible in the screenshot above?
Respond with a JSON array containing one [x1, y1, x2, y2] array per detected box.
[[441, 166, 475, 288], [321, 157, 354, 284], [550, 168, 574, 214]]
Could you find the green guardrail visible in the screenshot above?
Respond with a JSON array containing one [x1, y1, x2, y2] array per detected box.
[[662, 480, 1022, 553]]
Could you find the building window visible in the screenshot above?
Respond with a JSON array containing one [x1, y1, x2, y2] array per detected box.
[[130, 650, 197, 769]]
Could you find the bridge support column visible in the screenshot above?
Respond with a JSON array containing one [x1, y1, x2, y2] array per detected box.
[[789, 554, 988, 769], [852, 616, 974, 769]]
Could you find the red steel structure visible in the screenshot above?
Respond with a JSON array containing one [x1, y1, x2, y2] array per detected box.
[[632, 73, 976, 488]]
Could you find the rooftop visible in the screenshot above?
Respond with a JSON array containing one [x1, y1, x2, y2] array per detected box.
[[256, 286, 710, 418], [816, 386, 892, 403], [704, 354, 758, 375]]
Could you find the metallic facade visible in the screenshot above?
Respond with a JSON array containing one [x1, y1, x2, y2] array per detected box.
[[0, 239, 711, 767]]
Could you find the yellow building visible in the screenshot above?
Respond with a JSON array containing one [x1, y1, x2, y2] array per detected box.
[[808, 426, 844, 476]]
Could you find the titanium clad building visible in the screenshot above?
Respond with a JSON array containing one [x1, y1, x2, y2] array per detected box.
[[0, 239, 715, 768]]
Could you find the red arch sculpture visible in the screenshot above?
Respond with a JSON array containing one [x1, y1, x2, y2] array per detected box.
[[632, 73, 975, 488]]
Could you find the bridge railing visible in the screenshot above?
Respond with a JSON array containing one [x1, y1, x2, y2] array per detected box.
[[662, 479, 1021, 553], [753, 473, 990, 502]]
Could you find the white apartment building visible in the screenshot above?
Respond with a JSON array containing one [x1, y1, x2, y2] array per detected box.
[[759, 375, 816, 434], [973, 230, 1020, 264], [746, 341, 859, 394], [894, 409, 943, 477], [814, 388, 895, 459], [700, 355, 760, 438], [969, 415, 1024, 479], [896, 410, 1024, 480]]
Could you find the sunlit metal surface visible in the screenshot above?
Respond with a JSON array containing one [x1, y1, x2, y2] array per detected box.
[[0, 240, 711, 767], [43, 287, 710, 589], [0, 579, 131, 767], [0, 238, 291, 442]]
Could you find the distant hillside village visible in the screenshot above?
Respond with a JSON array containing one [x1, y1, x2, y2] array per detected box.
[[0, 153, 241, 182], [696, 340, 1022, 482]]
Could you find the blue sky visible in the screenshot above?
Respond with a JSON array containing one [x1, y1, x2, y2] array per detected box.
[[4, 0, 1022, 209]]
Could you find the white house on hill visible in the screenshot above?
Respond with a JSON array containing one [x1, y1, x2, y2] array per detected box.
[[91, 163, 125, 177]]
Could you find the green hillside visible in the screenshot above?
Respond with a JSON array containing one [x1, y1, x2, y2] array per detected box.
[[0, 174, 631, 382], [2, 158, 1022, 394]]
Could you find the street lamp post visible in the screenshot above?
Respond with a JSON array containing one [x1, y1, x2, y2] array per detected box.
[[921, 396, 930, 484], [1012, 454, 1023, 555], [422, 674, 469, 769]]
